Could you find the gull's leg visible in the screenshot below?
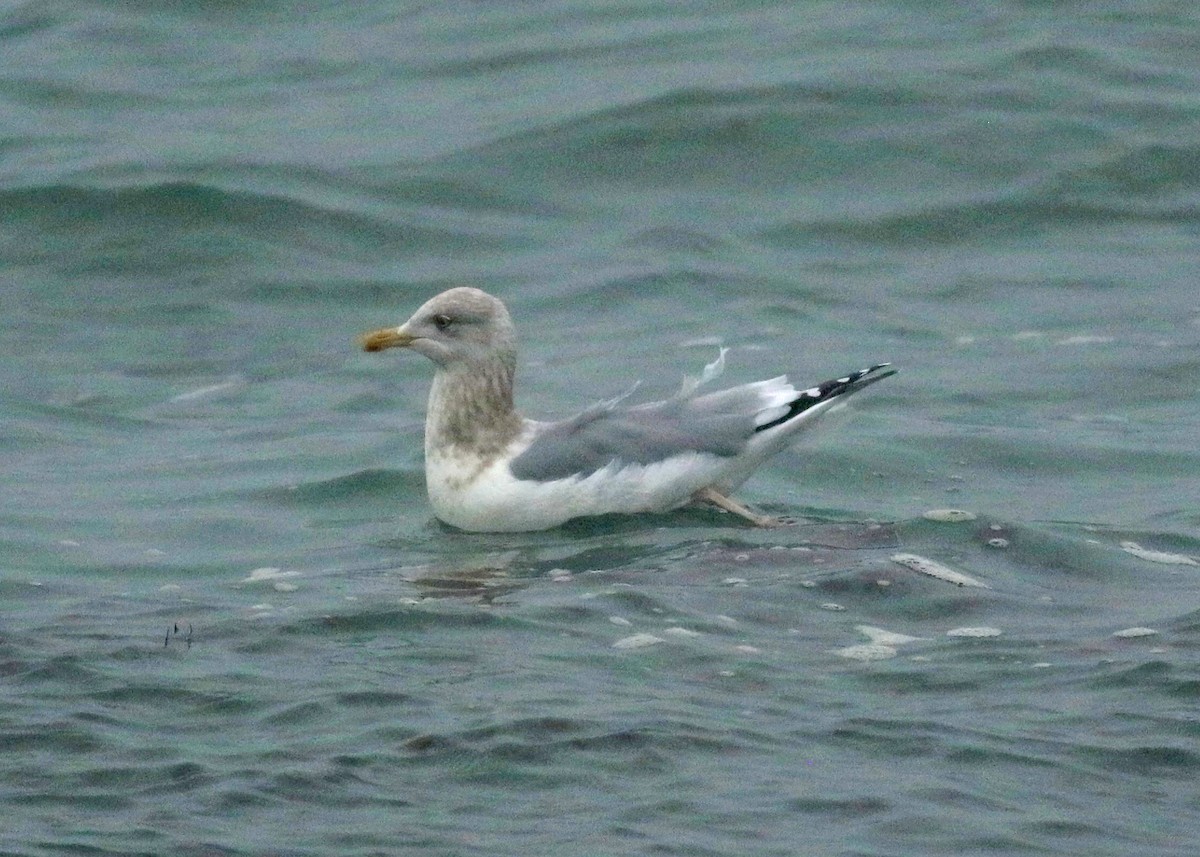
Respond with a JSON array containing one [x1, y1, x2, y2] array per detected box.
[[692, 487, 783, 528]]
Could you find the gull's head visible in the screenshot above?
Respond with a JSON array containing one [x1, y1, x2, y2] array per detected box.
[[359, 287, 516, 369]]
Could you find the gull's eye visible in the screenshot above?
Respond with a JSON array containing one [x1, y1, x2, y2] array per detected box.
[[432, 314, 453, 331]]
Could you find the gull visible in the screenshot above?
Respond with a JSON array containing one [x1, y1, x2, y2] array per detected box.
[[360, 287, 895, 532]]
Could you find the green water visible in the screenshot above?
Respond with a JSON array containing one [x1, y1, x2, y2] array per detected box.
[[3, 1, 1200, 855]]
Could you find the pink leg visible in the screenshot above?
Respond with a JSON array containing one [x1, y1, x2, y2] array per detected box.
[[692, 487, 782, 527]]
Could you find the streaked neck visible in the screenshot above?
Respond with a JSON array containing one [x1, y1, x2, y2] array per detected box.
[[425, 354, 522, 462]]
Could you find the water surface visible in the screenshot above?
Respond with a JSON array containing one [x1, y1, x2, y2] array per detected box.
[[3, 1, 1200, 854]]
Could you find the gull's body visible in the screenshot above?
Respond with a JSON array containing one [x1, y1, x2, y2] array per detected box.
[[361, 287, 895, 532]]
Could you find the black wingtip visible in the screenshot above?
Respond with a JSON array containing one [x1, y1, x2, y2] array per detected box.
[[856, 363, 898, 387], [754, 362, 896, 433]]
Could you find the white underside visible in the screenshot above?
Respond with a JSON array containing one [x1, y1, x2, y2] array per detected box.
[[427, 442, 725, 532], [425, 399, 849, 533]]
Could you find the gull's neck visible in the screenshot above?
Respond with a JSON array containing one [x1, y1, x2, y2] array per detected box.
[[425, 353, 523, 463]]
